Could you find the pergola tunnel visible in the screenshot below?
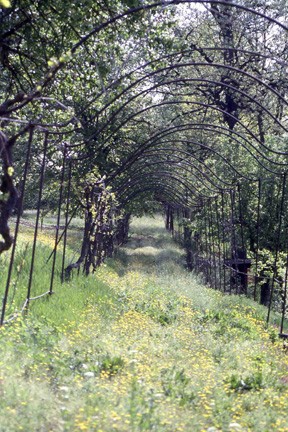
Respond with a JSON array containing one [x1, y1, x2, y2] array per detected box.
[[0, 1, 288, 338]]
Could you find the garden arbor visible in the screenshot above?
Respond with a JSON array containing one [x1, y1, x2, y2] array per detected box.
[[0, 0, 288, 332]]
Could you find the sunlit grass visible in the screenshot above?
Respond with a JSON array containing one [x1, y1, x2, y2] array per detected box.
[[0, 214, 84, 318], [0, 214, 288, 431]]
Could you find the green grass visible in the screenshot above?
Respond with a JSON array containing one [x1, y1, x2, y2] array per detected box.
[[20, 210, 84, 230], [0, 214, 84, 318], [0, 215, 288, 431]]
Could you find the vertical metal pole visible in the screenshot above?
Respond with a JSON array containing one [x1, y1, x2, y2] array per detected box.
[[204, 203, 210, 284], [280, 251, 288, 335], [267, 173, 287, 325], [208, 200, 213, 287], [50, 145, 67, 294], [1, 127, 34, 325], [230, 189, 237, 294], [26, 132, 48, 310], [61, 160, 72, 282], [221, 191, 227, 292], [209, 199, 217, 289], [254, 178, 261, 301], [237, 183, 245, 254], [215, 196, 222, 291], [238, 182, 247, 295]]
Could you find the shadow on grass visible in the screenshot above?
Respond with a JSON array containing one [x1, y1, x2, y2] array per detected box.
[[113, 222, 185, 276]]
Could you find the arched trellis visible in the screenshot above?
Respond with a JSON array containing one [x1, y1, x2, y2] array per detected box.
[[0, 0, 288, 337], [119, 182, 199, 209], [109, 137, 259, 186], [115, 157, 230, 196], [2, 0, 288, 118], [90, 100, 288, 162], [77, 49, 288, 131], [125, 147, 236, 187], [106, 123, 285, 193], [89, 64, 288, 146]]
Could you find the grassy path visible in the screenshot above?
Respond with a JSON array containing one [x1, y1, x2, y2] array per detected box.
[[0, 216, 288, 432]]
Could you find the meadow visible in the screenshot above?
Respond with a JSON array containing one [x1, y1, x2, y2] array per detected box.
[[0, 215, 288, 432]]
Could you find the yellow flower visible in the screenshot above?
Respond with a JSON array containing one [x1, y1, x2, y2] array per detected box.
[[0, 0, 11, 8], [7, 166, 14, 176]]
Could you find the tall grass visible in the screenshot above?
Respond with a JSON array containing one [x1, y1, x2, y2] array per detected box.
[[0, 213, 84, 319], [0, 215, 287, 432]]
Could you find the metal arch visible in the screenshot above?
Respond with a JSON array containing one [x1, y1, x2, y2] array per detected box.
[[122, 120, 284, 165], [119, 181, 192, 205], [168, 125, 288, 173], [118, 178, 200, 209], [116, 170, 203, 200], [4, 0, 288, 117], [107, 123, 286, 186], [113, 143, 241, 189], [115, 157, 226, 195], [156, 78, 287, 131], [91, 100, 288, 161], [38, 8, 288, 169], [142, 143, 256, 181], [121, 185, 198, 209], [92, 66, 288, 141], [70, 0, 288, 63], [132, 147, 238, 187], [116, 168, 217, 200], [109, 136, 259, 184], [70, 0, 288, 59], [141, 77, 286, 132], [78, 109, 288, 177], [152, 136, 286, 176], [74, 47, 288, 123], [116, 171, 204, 200]]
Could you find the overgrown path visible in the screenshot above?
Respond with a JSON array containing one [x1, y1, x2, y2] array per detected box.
[[1, 216, 288, 432]]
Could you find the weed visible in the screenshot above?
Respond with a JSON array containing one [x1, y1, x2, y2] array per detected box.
[[99, 355, 125, 377], [161, 367, 196, 406], [268, 327, 278, 343], [228, 371, 264, 392], [135, 297, 179, 326]]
